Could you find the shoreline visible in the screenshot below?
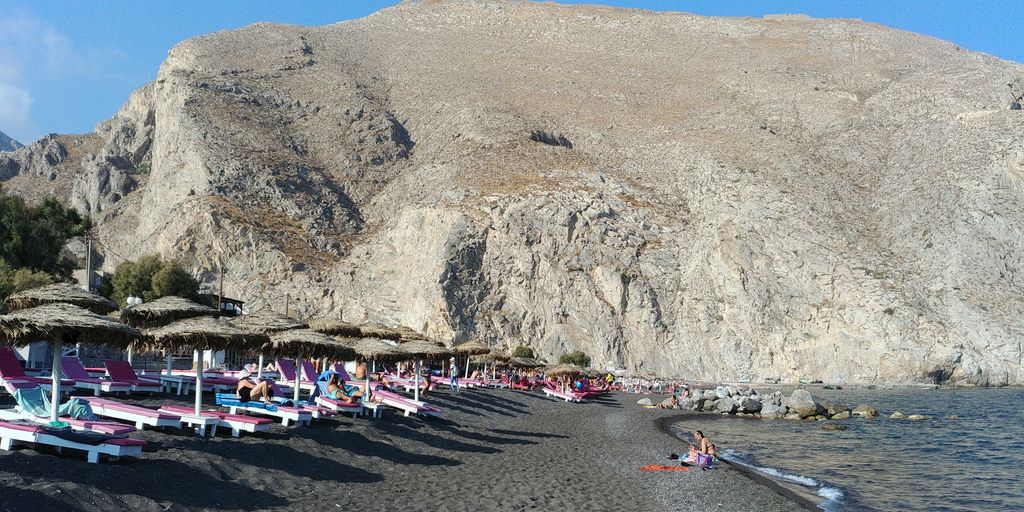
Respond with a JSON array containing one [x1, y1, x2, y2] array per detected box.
[[655, 413, 821, 511]]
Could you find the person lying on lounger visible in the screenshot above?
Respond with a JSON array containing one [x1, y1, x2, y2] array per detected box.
[[236, 370, 273, 405], [327, 375, 363, 404]]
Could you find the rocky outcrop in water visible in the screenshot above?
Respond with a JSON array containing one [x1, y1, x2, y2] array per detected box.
[[1, 0, 1023, 385]]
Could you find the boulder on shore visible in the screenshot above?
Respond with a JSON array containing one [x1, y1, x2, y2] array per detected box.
[[739, 397, 762, 413], [821, 422, 848, 431], [831, 411, 851, 420], [637, 398, 653, 406], [785, 389, 819, 418], [852, 404, 878, 417], [715, 397, 739, 414], [760, 403, 786, 419]]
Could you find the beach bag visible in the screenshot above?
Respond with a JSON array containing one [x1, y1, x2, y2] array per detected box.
[[697, 453, 713, 467]]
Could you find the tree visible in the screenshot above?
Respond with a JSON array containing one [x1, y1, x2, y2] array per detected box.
[[0, 261, 53, 311], [512, 345, 535, 359], [108, 255, 201, 306], [558, 350, 591, 367], [0, 186, 90, 277]]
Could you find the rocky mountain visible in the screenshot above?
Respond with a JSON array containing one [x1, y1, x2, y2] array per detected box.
[[2, 0, 1023, 385], [0, 131, 22, 152]]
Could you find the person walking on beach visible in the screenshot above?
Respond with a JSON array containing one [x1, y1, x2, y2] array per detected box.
[[449, 356, 460, 393]]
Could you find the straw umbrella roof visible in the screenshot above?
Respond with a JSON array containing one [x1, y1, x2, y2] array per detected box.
[[307, 318, 362, 337], [0, 303, 142, 348], [120, 296, 218, 328], [230, 309, 307, 333], [358, 324, 402, 341], [400, 339, 453, 360], [395, 326, 428, 340], [510, 356, 543, 368], [265, 329, 357, 360], [5, 283, 118, 315], [452, 340, 490, 355], [546, 363, 584, 378], [352, 337, 408, 363], [137, 317, 270, 353]]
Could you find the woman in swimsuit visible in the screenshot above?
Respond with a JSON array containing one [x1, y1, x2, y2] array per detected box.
[[694, 430, 716, 458], [328, 374, 363, 404], [237, 371, 273, 404]]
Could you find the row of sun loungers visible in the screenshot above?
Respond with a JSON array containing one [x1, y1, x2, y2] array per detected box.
[[0, 420, 145, 464]]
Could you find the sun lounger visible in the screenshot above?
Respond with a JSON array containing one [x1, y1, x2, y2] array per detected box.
[[0, 420, 145, 463], [264, 381, 337, 420], [309, 372, 363, 418], [0, 347, 74, 393], [371, 389, 442, 417], [103, 360, 163, 393], [0, 407, 136, 435], [276, 359, 316, 393], [83, 397, 181, 430], [542, 386, 583, 403], [61, 357, 131, 396], [215, 393, 312, 427], [157, 404, 273, 437]]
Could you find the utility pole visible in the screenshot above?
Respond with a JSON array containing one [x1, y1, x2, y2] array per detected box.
[[285, 293, 290, 317], [84, 238, 93, 291]]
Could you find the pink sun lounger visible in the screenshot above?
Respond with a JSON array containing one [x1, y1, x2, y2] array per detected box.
[[371, 389, 442, 418], [103, 361, 163, 393], [84, 397, 181, 430], [0, 348, 74, 393], [0, 420, 145, 463], [276, 359, 316, 393], [61, 357, 131, 396], [0, 406, 136, 435], [542, 385, 583, 403], [158, 404, 272, 437]]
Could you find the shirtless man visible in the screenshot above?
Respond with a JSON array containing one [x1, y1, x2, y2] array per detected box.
[[354, 361, 367, 379]]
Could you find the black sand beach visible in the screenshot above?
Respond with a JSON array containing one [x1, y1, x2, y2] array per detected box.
[[0, 389, 801, 511]]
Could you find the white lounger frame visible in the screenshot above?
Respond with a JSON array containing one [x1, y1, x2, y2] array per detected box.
[[0, 424, 143, 463]]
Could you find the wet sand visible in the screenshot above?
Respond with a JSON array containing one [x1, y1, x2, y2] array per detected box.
[[0, 388, 802, 511]]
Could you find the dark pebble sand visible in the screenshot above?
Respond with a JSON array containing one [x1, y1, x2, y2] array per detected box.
[[0, 388, 802, 511]]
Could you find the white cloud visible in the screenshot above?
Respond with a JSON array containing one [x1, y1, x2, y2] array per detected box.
[[0, 84, 32, 139]]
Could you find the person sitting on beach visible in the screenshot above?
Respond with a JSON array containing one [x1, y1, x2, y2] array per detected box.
[[327, 374, 363, 404], [354, 361, 367, 379], [470, 368, 481, 380], [694, 431, 717, 458], [236, 370, 273, 405], [658, 395, 679, 409]]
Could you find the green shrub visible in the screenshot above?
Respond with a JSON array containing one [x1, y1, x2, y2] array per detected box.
[[109, 255, 201, 306], [512, 345, 535, 359], [558, 350, 591, 367]]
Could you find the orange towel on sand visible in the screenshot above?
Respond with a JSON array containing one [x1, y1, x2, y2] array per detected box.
[[639, 465, 689, 472]]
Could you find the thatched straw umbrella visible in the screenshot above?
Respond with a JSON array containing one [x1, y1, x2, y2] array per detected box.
[[264, 329, 358, 402], [358, 324, 402, 341], [396, 326, 428, 340], [0, 303, 141, 423], [231, 309, 308, 380], [121, 296, 218, 369], [546, 363, 584, 393], [453, 340, 490, 378], [352, 337, 408, 402], [510, 356, 543, 369], [400, 340, 452, 401], [140, 317, 269, 416], [307, 318, 362, 337], [4, 283, 118, 315], [472, 349, 511, 380]]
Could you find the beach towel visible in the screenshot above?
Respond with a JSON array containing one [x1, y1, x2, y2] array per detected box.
[[640, 465, 689, 472], [14, 387, 96, 422], [216, 393, 279, 412]]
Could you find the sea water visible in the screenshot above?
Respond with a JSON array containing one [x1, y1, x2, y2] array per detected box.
[[670, 388, 1024, 511]]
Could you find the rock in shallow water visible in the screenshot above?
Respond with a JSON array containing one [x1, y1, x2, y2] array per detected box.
[[831, 411, 851, 420], [852, 404, 878, 417], [821, 422, 848, 431], [785, 389, 819, 418], [890, 411, 905, 419], [637, 398, 653, 406]]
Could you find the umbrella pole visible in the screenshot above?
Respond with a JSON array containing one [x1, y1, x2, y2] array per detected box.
[[194, 349, 203, 416], [293, 353, 302, 402], [127, 346, 133, 365], [366, 358, 373, 402], [414, 359, 420, 402], [165, 352, 172, 376], [257, 354, 264, 379], [50, 332, 63, 423], [465, 355, 470, 379]]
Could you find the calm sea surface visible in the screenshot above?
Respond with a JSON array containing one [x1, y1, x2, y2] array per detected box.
[[670, 388, 1024, 511]]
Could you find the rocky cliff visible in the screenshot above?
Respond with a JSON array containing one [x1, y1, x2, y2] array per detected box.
[[3, 0, 1023, 385]]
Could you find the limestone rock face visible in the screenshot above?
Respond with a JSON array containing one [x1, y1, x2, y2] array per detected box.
[[0, 131, 21, 152], [2, 0, 1024, 385]]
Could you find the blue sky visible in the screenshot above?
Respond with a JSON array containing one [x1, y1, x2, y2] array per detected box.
[[0, 0, 1019, 144]]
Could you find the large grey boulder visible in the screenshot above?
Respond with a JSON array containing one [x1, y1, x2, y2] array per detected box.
[[760, 403, 786, 419], [703, 390, 718, 401], [715, 397, 739, 414], [637, 398, 653, 406], [739, 397, 762, 413], [714, 386, 729, 399], [785, 389, 820, 418]]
